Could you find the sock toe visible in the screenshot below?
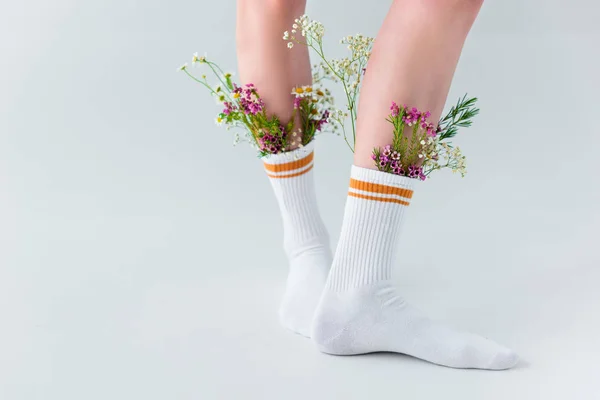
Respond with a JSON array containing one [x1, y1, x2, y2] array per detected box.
[[488, 347, 519, 370]]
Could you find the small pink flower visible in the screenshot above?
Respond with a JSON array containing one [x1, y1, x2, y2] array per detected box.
[[382, 144, 392, 157], [390, 102, 400, 117]]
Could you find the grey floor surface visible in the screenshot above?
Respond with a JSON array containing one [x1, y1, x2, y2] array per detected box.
[[2, 204, 599, 399]]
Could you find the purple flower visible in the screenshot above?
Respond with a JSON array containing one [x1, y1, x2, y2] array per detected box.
[[223, 101, 236, 115], [408, 165, 419, 179], [390, 102, 400, 118], [426, 124, 437, 137], [258, 129, 285, 154], [382, 145, 392, 157], [234, 83, 265, 115], [316, 110, 329, 131], [402, 106, 427, 127], [407, 165, 426, 180], [239, 96, 264, 115], [392, 165, 404, 175]]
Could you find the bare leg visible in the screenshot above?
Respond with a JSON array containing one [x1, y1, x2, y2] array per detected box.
[[236, 0, 311, 148], [354, 0, 483, 167], [236, 0, 332, 337], [311, 0, 519, 369]]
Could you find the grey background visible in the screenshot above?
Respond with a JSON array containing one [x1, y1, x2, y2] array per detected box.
[[1, 0, 599, 399]]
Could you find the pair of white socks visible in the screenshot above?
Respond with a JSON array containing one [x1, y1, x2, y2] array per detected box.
[[262, 141, 518, 370]]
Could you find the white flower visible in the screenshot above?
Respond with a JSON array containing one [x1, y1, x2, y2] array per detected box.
[[215, 116, 224, 126], [287, 42, 294, 49], [283, 31, 289, 40], [179, 63, 188, 71], [192, 52, 207, 64]]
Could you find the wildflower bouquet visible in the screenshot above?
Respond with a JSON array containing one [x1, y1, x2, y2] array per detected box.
[[180, 54, 332, 157], [284, 15, 479, 180], [372, 96, 477, 181]]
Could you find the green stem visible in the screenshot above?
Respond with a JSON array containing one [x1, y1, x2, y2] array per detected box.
[[205, 62, 233, 102], [183, 69, 216, 95], [310, 44, 355, 151]]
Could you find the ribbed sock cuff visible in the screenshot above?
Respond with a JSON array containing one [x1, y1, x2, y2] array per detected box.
[[262, 141, 315, 179], [348, 166, 416, 207], [261, 140, 315, 164], [350, 165, 416, 190]]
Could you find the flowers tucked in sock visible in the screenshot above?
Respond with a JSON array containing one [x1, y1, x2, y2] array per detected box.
[[311, 166, 519, 370], [262, 140, 332, 337], [180, 54, 333, 157], [372, 100, 477, 181]]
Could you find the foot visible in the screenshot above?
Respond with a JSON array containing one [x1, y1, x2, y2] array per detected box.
[[279, 247, 331, 337], [311, 282, 519, 370]]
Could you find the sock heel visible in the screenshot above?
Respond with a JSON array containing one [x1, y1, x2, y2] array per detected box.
[[311, 289, 375, 356]]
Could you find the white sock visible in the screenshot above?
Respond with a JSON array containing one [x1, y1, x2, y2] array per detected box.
[[311, 165, 519, 369], [262, 141, 332, 337]]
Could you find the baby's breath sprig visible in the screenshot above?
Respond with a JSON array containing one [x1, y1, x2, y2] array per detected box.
[[284, 15, 374, 152]]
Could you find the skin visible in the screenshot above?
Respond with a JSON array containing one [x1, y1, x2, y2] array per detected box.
[[236, 0, 483, 160], [354, 0, 484, 168], [236, 0, 311, 149]]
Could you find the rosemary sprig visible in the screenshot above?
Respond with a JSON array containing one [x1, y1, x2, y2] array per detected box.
[[437, 95, 479, 140]]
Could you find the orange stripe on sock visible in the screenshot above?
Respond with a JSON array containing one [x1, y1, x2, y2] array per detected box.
[[263, 151, 314, 173], [348, 191, 410, 206], [266, 164, 313, 179], [349, 178, 413, 199]]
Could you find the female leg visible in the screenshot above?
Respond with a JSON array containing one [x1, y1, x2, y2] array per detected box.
[[236, 0, 331, 337], [312, 0, 519, 369]]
